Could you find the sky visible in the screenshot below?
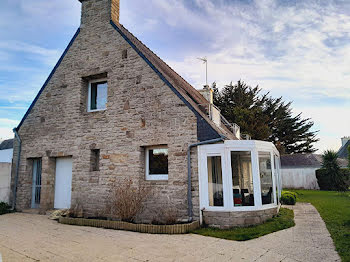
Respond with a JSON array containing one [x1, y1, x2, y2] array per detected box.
[[0, 0, 349, 153]]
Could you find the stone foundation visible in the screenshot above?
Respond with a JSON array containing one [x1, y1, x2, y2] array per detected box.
[[202, 206, 279, 229]]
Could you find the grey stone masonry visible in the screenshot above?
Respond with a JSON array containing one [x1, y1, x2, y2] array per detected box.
[[203, 207, 279, 229], [11, 0, 208, 222]]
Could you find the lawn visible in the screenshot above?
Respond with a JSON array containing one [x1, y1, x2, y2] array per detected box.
[[290, 190, 350, 262], [192, 207, 294, 241]]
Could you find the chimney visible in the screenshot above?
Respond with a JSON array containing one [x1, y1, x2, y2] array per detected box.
[[199, 85, 213, 104], [341, 136, 350, 147], [79, 0, 120, 27]]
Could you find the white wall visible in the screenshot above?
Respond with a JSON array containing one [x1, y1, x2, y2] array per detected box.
[[0, 163, 11, 203], [281, 167, 320, 190], [0, 149, 13, 163]]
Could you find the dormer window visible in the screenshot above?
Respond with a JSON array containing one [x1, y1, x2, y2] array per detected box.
[[88, 79, 108, 112]]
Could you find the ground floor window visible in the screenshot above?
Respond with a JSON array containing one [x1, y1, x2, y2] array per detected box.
[[31, 158, 42, 209], [145, 146, 168, 180]]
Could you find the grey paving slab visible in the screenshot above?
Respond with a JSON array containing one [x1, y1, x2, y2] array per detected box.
[[0, 203, 340, 261]]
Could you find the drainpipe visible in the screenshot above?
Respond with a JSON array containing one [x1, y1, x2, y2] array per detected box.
[[187, 136, 225, 221], [12, 128, 22, 210]]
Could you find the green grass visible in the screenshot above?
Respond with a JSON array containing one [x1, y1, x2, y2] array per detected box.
[[290, 190, 350, 262], [192, 208, 294, 241]]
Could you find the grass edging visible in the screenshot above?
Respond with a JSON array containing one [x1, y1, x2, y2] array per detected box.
[[59, 217, 199, 234], [192, 208, 295, 241]]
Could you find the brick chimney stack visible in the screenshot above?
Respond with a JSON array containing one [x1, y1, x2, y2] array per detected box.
[[79, 0, 120, 27]]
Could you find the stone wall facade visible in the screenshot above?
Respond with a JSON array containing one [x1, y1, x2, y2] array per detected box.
[[203, 207, 279, 229], [12, 0, 205, 222]]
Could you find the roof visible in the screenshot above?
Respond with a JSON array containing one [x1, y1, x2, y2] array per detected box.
[[0, 139, 14, 150], [281, 153, 348, 168], [337, 140, 350, 159]]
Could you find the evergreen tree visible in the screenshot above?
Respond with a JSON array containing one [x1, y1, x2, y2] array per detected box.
[[213, 81, 319, 154]]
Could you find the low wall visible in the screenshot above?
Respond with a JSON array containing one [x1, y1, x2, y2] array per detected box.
[[59, 217, 200, 234], [0, 163, 11, 203], [281, 167, 319, 190], [203, 207, 278, 229]]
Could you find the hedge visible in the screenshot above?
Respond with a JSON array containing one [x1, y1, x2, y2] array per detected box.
[[316, 168, 350, 191]]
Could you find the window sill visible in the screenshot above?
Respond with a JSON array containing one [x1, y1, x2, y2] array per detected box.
[[145, 175, 168, 181], [88, 109, 106, 113]]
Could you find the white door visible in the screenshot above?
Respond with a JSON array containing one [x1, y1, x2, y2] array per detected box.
[[54, 157, 72, 209]]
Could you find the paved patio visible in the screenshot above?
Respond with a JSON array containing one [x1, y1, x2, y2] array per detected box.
[[0, 203, 340, 261]]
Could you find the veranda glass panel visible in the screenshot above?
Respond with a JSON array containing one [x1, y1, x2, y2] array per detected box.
[[231, 151, 254, 206], [274, 155, 279, 204], [207, 156, 223, 207], [259, 152, 273, 205]]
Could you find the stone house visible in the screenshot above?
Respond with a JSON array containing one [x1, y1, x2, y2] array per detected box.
[[11, 0, 282, 228]]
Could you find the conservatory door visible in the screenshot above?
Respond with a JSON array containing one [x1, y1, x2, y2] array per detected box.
[[199, 146, 231, 210]]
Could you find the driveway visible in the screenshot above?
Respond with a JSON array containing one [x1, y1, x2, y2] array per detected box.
[[0, 203, 340, 262]]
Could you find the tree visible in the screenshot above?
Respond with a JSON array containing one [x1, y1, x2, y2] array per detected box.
[[316, 150, 348, 191], [347, 145, 350, 169], [213, 81, 319, 154]]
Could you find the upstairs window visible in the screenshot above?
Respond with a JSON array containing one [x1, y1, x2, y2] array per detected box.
[[88, 79, 108, 112], [145, 146, 168, 180]]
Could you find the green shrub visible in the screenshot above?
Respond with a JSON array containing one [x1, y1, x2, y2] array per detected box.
[[316, 168, 349, 191], [347, 145, 350, 169], [0, 202, 11, 215], [316, 150, 348, 191], [281, 191, 297, 205]]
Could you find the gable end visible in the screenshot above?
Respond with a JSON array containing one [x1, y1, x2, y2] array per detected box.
[[110, 21, 221, 142]]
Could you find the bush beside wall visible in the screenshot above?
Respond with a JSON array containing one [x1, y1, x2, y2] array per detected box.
[[0, 202, 11, 215]]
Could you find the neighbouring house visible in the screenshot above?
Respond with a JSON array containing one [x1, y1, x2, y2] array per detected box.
[[0, 139, 13, 203], [281, 153, 348, 190], [11, 0, 282, 228], [337, 136, 350, 159]]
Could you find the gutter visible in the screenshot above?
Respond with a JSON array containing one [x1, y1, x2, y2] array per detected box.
[[187, 136, 225, 221], [12, 128, 21, 210]]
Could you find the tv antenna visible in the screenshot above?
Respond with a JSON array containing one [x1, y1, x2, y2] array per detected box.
[[197, 57, 208, 86]]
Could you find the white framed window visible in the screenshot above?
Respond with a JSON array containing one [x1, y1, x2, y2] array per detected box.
[[145, 146, 168, 181], [88, 79, 108, 112]]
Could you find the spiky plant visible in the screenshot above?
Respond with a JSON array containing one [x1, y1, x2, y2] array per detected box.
[[322, 150, 340, 171]]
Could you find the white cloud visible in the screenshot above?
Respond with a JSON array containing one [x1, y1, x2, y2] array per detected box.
[[0, 127, 15, 141], [0, 119, 19, 140], [0, 119, 20, 127], [0, 41, 60, 66]]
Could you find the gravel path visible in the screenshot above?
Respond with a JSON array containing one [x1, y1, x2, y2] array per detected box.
[[0, 203, 340, 261]]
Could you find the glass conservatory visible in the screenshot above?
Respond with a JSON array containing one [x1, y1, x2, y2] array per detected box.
[[198, 140, 282, 227]]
